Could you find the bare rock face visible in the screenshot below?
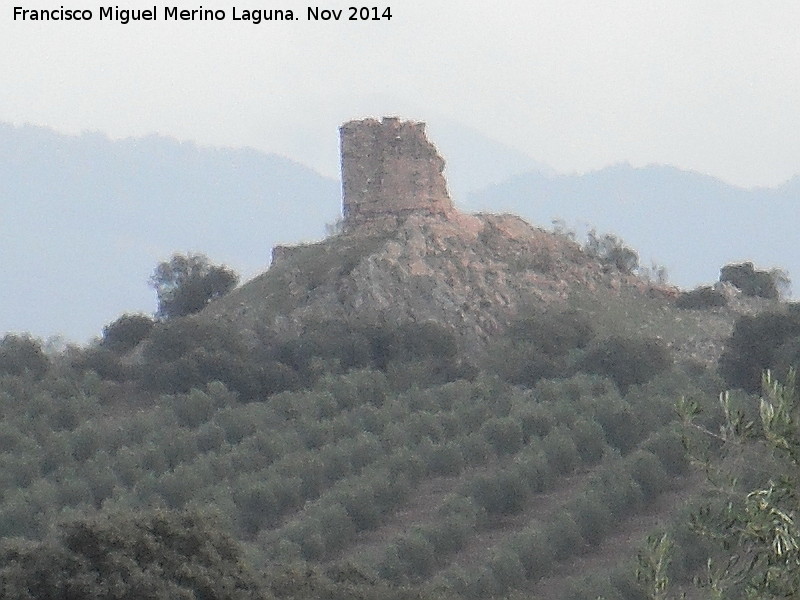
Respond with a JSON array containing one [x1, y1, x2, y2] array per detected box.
[[340, 117, 456, 231]]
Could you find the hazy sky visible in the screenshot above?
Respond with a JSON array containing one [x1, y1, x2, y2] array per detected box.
[[3, 1, 799, 188]]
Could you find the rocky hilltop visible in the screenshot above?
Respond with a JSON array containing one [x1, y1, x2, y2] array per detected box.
[[208, 117, 668, 349]]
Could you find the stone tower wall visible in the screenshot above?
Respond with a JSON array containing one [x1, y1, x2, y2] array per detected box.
[[340, 117, 455, 230]]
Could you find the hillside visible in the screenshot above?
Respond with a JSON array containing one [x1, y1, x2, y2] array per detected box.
[[0, 117, 792, 600], [466, 165, 800, 293], [208, 118, 671, 353], [207, 119, 773, 370]]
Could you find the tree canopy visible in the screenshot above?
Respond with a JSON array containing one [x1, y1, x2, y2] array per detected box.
[[150, 253, 239, 319]]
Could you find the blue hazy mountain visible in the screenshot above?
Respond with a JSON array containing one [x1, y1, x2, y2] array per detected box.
[[0, 123, 341, 342], [424, 118, 553, 201], [465, 164, 800, 292]]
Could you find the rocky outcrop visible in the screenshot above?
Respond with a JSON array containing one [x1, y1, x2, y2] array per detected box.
[[209, 118, 674, 352]]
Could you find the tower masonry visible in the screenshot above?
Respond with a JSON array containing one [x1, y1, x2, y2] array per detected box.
[[340, 117, 456, 231]]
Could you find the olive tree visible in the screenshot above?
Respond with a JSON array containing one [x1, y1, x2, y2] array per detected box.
[[150, 252, 238, 319]]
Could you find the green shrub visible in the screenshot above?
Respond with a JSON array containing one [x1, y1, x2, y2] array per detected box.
[[542, 426, 580, 475], [0, 486, 55, 538], [628, 450, 670, 503], [517, 403, 555, 440], [0, 423, 31, 454], [427, 514, 472, 555], [407, 411, 445, 444], [563, 574, 616, 600], [592, 395, 641, 454], [592, 460, 643, 519], [460, 433, 492, 466], [101, 313, 155, 352], [396, 321, 459, 361], [142, 318, 288, 399], [676, 286, 727, 309], [643, 428, 689, 476], [512, 451, 554, 493], [571, 417, 607, 465], [213, 407, 258, 444], [488, 547, 526, 593], [157, 463, 204, 509], [396, 533, 436, 580], [0, 453, 38, 489], [321, 369, 389, 409], [509, 529, 554, 581], [486, 309, 595, 387], [470, 470, 529, 516], [0, 508, 264, 600], [719, 307, 800, 392], [577, 336, 672, 392], [425, 442, 465, 476], [195, 422, 226, 453], [232, 477, 281, 534], [584, 230, 639, 274], [70, 346, 129, 381], [341, 486, 380, 531], [486, 339, 566, 387], [543, 512, 584, 561], [298, 531, 327, 561], [150, 252, 239, 319], [377, 544, 405, 582], [0, 334, 49, 377], [480, 417, 524, 455], [719, 261, 787, 299], [70, 423, 102, 463], [170, 388, 216, 428], [509, 309, 594, 356], [348, 432, 383, 471], [315, 502, 356, 555], [571, 492, 613, 547], [372, 471, 412, 515], [276, 320, 372, 373]]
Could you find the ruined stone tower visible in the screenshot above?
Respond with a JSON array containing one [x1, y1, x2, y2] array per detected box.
[[340, 117, 455, 231]]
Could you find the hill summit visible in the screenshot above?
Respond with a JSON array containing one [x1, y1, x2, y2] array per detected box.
[[209, 117, 660, 348]]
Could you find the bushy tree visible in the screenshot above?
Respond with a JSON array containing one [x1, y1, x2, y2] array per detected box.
[[719, 306, 800, 392], [585, 229, 639, 274], [487, 309, 595, 387], [470, 470, 529, 516], [0, 508, 264, 600], [101, 313, 154, 352], [571, 492, 613, 547], [480, 417, 524, 455], [577, 336, 671, 392], [676, 286, 728, 310], [675, 370, 800, 598], [141, 318, 292, 398], [628, 450, 670, 503], [719, 261, 789, 300], [0, 334, 49, 377], [150, 252, 239, 319], [506, 309, 594, 357]]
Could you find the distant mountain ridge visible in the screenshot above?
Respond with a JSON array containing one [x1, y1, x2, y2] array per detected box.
[[466, 164, 800, 293], [0, 123, 340, 341]]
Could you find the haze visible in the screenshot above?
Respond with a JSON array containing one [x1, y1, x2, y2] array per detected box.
[[3, 1, 800, 342], [3, 1, 799, 188]]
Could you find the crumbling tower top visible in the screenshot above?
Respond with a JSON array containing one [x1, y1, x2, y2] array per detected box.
[[340, 117, 455, 231]]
